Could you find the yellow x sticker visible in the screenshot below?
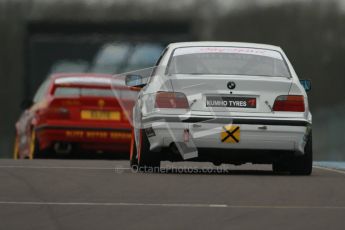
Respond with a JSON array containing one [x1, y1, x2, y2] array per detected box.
[[220, 125, 240, 143]]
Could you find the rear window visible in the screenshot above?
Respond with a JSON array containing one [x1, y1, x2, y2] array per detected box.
[[167, 47, 291, 78], [54, 87, 136, 100]]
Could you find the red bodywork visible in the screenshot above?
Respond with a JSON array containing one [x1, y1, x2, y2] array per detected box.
[[15, 73, 135, 158]]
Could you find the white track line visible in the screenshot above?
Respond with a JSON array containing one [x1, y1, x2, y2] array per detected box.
[[313, 165, 345, 175], [0, 165, 131, 170], [0, 201, 345, 209], [0, 201, 226, 208], [1, 165, 344, 176]]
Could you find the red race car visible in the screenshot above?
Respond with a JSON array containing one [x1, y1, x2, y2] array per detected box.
[[14, 73, 135, 159]]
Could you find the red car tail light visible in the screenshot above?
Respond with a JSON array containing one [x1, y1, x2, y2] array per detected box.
[[41, 107, 70, 119], [155, 92, 189, 109], [273, 95, 305, 112]]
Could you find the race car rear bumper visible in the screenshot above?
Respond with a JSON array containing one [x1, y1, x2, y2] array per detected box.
[[141, 115, 312, 158], [35, 125, 131, 152]]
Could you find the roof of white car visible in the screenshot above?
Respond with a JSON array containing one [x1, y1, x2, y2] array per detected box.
[[168, 42, 281, 51], [53, 74, 125, 87], [55, 77, 112, 85]]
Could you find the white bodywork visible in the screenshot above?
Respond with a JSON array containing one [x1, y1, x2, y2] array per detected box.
[[132, 42, 312, 161]]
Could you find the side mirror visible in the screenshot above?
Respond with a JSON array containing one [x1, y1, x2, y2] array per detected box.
[[20, 99, 33, 110], [125, 74, 146, 88], [300, 79, 311, 92]]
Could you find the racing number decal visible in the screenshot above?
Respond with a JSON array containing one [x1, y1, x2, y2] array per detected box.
[[220, 125, 240, 143]]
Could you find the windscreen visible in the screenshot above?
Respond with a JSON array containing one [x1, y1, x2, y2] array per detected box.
[[167, 47, 290, 77], [90, 43, 165, 74]]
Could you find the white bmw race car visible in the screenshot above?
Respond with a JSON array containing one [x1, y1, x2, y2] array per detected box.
[[124, 42, 312, 175]]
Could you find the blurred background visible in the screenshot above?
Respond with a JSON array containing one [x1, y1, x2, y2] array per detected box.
[[0, 0, 344, 160]]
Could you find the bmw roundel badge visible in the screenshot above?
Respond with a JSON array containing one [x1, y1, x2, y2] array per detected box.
[[227, 81, 236, 90]]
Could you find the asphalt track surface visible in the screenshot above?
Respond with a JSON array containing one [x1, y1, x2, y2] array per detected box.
[[1, 159, 345, 230]]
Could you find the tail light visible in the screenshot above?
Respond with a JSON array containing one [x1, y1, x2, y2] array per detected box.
[[155, 92, 189, 109], [41, 107, 70, 119], [273, 95, 305, 112]]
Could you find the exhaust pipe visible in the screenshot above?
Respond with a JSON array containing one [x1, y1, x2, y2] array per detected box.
[[54, 142, 72, 154], [212, 161, 222, 166]]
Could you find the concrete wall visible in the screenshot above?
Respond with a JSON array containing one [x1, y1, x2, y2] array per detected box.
[[0, 0, 27, 156]]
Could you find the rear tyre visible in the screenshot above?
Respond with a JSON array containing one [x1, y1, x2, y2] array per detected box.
[[13, 134, 19, 160], [137, 129, 160, 172], [273, 132, 313, 175], [28, 129, 43, 159], [289, 133, 313, 175], [129, 130, 138, 169]]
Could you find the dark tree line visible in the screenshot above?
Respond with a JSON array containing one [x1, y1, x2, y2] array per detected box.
[[215, 1, 345, 110]]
